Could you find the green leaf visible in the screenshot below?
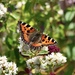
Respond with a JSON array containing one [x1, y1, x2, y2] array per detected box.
[[24, 1, 32, 12], [38, 50, 48, 55], [68, 23, 75, 30], [65, 11, 75, 21], [72, 47, 75, 60], [7, 13, 19, 20]]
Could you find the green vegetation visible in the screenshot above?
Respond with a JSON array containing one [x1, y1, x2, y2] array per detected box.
[[0, 0, 75, 75]]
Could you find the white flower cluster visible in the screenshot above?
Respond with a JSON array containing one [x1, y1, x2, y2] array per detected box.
[[26, 52, 67, 72], [0, 3, 7, 18], [40, 52, 67, 69], [26, 56, 41, 73], [0, 56, 18, 75], [26, 56, 40, 69]]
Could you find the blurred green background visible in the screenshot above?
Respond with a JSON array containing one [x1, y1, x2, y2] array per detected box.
[[0, 0, 75, 75]]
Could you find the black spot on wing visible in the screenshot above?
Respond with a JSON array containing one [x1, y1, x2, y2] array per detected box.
[[45, 41, 47, 43], [44, 35, 47, 38], [27, 30, 30, 33], [22, 22, 26, 25], [30, 27, 34, 30], [51, 39, 54, 42], [21, 31, 24, 34], [48, 37, 51, 40], [26, 33, 29, 36], [24, 27, 26, 30], [42, 39, 45, 41], [26, 24, 30, 27]]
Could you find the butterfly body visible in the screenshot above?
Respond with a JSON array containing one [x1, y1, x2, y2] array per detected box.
[[18, 21, 57, 49]]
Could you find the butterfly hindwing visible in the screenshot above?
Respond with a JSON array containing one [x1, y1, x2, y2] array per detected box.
[[30, 34, 57, 48], [41, 34, 57, 45]]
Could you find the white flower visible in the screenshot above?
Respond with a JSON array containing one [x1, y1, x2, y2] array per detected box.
[[16, 28, 19, 33], [56, 53, 67, 63], [26, 59, 32, 69], [18, 37, 24, 52], [0, 56, 7, 68], [15, 1, 25, 8], [31, 56, 40, 64], [0, 3, 7, 18], [40, 62, 48, 70], [26, 56, 41, 69], [55, 52, 67, 64], [58, 9, 63, 15], [0, 56, 7, 61], [18, 37, 30, 52], [45, 2, 50, 9], [40, 6, 44, 10], [7, 62, 18, 75], [2, 37, 6, 42]]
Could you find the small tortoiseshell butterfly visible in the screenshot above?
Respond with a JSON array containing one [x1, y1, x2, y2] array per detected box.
[[18, 21, 57, 49]]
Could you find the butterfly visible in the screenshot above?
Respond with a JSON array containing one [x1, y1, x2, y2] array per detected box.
[[18, 21, 57, 50]]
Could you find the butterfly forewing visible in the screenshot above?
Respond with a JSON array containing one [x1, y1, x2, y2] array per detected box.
[[18, 21, 37, 44]]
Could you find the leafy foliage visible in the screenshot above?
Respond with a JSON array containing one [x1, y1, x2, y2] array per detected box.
[[0, 0, 75, 75]]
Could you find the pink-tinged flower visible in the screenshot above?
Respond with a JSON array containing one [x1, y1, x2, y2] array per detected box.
[[48, 45, 60, 54], [49, 72, 56, 75]]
